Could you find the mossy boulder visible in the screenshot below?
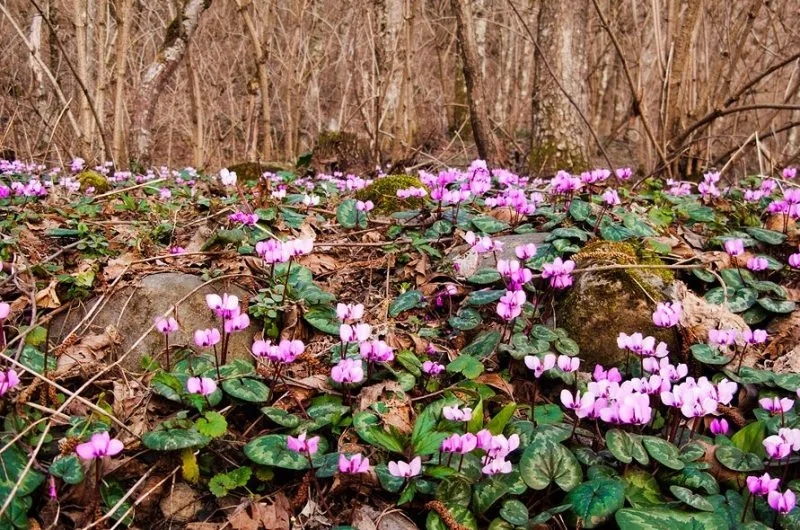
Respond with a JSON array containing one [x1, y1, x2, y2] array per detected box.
[[354, 174, 427, 214], [77, 170, 110, 193], [227, 161, 293, 182], [555, 240, 679, 368]]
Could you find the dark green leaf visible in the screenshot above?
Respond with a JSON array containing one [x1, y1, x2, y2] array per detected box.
[[389, 290, 426, 316], [567, 479, 626, 529]]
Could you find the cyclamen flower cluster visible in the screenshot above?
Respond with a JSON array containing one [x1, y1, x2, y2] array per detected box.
[[698, 171, 724, 198], [767, 189, 800, 219], [253, 339, 305, 364], [463, 231, 503, 254], [580, 168, 611, 184], [652, 301, 681, 327], [439, 429, 521, 476], [550, 170, 583, 194], [745, 472, 796, 515], [396, 186, 427, 199], [666, 179, 692, 197], [541, 258, 575, 289], [661, 376, 737, 419], [255, 238, 314, 264], [708, 328, 767, 348], [497, 259, 532, 290], [617, 332, 669, 358], [763, 427, 800, 461], [206, 293, 250, 333], [228, 211, 259, 226]]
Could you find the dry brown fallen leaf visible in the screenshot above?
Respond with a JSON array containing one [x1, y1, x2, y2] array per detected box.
[[474, 373, 515, 398], [35, 280, 61, 309], [56, 325, 121, 372], [298, 252, 339, 274], [358, 381, 413, 435], [105, 252, 138, 281]]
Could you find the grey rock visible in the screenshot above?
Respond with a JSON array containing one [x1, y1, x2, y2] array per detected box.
[[49, 272, 256, 371]]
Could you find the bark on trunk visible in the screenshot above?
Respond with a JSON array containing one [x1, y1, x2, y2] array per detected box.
[[451, 0, 502, 166], [530, 0, 589, 174], [187, 44, 204, 168], [130, 0, 211, 166], [112, 0, 132, 166], [237, 0, 273, 161]]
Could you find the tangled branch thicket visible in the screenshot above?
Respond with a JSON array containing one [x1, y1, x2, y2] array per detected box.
[[0, 0, 798, 175]]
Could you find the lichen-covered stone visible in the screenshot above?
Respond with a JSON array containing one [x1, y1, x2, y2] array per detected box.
[[555, 240, 679, 368], [77, 170, 110, 193], [354, 174, 427, 214]]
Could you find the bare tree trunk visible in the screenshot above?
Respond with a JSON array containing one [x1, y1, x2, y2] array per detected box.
[[187, 43, 204, 168], [28, 5, 49, 135], [373, 0, 406, 159], [665, 0, 702, 139], [130, 0, 211, 166], [530, 0, 589, 174], [237, 0, 273, 161], [451, 0, 502, 165], [112, 0, 132, 166], [92, 0, 108, 156], [73, 0, 93, 157]]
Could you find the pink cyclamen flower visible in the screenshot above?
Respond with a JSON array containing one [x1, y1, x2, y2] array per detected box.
[[482, 457, 513, 475], [783, 167, 798, 180], [194, 328, 221, 348], [483, 433, 520, 459], [760, 397, 794, 414], [560, 390, 596, 418], [388, 456, 421, 478], [724, 239, 745, 256], [710, 418, 729, 435], [515, 244, 537, 260], [441, 433, 478, 454], [442, 405, 472, 422], [338, 453, 370, 474], [186, 376, 217, 396], [340, 323, 371, 343], [169, 246, 186, 255], [541, 258, 575, 289], [747, 473, 780, 496], [593, 365, 622, 383], [496, 289, 525, 321], [742, 329, 768, 345], [219, 168, 237, 186], [557, 355, 580, 373], [336, 303, 365, 322], [359, 340, 394, 363], [331, 358, 364, 384], [652, 301, 681, 327], [0, 302, 9, 320], [789, 252, 800, 268], [764, 435, 792, 459], [524, 354, 556, 378], [75, 432, 124, 460], [224, 313, 250, 333], [206, 293, 240, 319], [356, 200, 374, 212], [747, 256, 769, 271], [616, 168, 633, 180], [602, 189, 621, 206], [0, 370, 20, 396], [768, 489, 797, 514], [154, 316, 179, 334], [422, 361, 445, 375], [709, 329, 737, 347], [287, 432, 320, 455]]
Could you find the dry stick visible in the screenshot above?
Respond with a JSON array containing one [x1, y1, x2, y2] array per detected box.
[[91, 177, 167, 200], [29, 0, 113, 163], [0, 353, 136, 435], [505, 0, 616, 172], [104, 466, 181, 530], [590, 0, 671, 177], [79, 466, 157, 530]]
